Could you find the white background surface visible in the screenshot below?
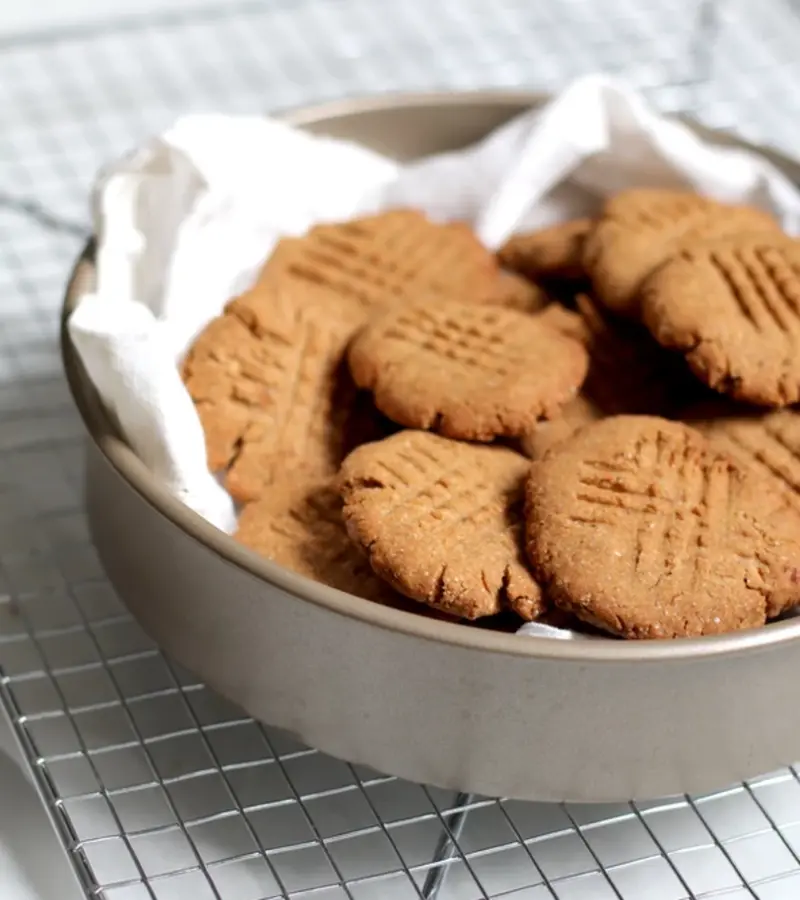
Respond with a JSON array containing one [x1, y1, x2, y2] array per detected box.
[[0, 0, 213, 37]]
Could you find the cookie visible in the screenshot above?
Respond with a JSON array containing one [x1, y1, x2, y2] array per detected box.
[[577, 293, 701, 416], [182, 294, 385, 503], [339, 430, 544, 620], [583, 189, 779, 317], [235, 480, 459, 624], [235, 481, 401, 602], [498, 218, 592, 282], [526, 415, 800, 638], [641, 234, 800, 406], [521, 295, 700, 460], [534, 302, 591, 345], [688, 403, 800, 517], [347, 298, 589, 441], [481, 270, 550, 314], [230, 260, 368, 334], [520, 394, 604, 460], [254, 209, 499, 313]]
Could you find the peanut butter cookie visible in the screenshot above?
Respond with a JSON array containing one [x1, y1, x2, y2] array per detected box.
[[499, 218, 592, 283], [584, 189, 779, 317], [348, 298, 589, 441], [481, 270, 550, 314], [526, 415, 800, 638], [642, 234, 800, 406], [339, 430, 544, 621], [255, 209, 499, 313], [182, 294, 386, 503], [236, 481, 401, 603]]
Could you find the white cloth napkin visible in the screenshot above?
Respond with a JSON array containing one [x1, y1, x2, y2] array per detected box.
[[68, 74, 800, 639]]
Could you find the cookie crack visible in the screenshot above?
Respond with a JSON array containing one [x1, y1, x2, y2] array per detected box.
[[428, 411, 445, 432], [346, 476, 385, 492], [499, 563, 514, 608], [226, 434, 246, 475], [431, 563, 448, 606]]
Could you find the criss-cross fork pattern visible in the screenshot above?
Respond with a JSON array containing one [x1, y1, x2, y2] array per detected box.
[[714, 411, 800, 513], [385, 305, 513, 377], [286, 213, 495, 310], [706, 244, 800, 337], [354, 436, 527, 556], [573, 431, 765, 592]]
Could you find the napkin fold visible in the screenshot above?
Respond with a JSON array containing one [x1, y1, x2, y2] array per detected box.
[[68, 74, 800, 636]]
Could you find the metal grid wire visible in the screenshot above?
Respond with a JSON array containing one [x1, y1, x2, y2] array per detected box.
[[4, 0, 800, 897]]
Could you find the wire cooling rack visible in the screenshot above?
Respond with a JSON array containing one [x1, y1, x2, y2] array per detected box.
[[5, 1, 800, 898]]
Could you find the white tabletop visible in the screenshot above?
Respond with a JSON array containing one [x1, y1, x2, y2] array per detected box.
[[0, 0, 213, 38]]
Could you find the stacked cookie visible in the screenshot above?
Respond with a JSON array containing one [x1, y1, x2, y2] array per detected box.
[[182, 194, 800, 640]]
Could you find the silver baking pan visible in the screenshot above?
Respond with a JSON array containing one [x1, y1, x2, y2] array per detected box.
[[61, 91, 800, 803]]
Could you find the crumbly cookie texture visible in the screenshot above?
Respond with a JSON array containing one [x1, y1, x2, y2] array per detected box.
[[577, 293, 703, 416], [521, 394, 604, 460], [498, 218, 593, 283], [236, 480, 460, 620], [583, 188, 779, 317], [479, 270, 551, 314], [256, 209, 500, 313], [182, 199, 800, 639], [526, 415, 800, 638], [533, 303, 592, 344], [339, 430, 545, 621], [347, 297, 589, 441], [520, 295, 700, 460], [686, 402, 800, 518], [642, 234, 800, 406], [181, 292, 387, 503], [236, 481, 399, 602]]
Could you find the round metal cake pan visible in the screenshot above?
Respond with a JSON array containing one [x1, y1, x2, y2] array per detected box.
[[62, 91, 800, 802]]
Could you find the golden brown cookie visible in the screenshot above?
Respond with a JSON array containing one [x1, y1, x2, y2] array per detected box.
[[229, 263, 368, 335], [526, 415, 800, 638], [520, 394, 604, 460], [534, 303, 591, 345], [515, 301, 606, 460], [583, 189, 779, 317], [253, 210, 499, 313], [235, 481, 401, 603], [577, 293, 702, 416], [182, 294, 385, 503], [480, 270, 550, 314], [521, 295, 701, 460], [235, 480, 458, 621], [347, 298, 589, 441], [641, 234, 800, 406], [339, 430, 544, 621], [687, 403, 800, 518], [498, 219, 592, 283]]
